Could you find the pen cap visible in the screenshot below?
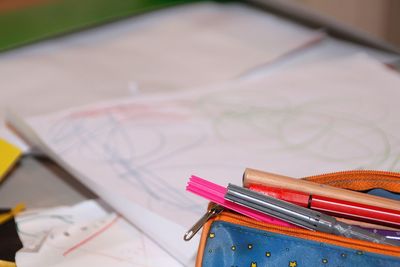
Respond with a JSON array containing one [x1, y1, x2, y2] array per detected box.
[[248, 184, 310, 207]]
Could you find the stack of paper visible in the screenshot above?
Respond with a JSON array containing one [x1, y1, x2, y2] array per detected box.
[[8, 54, 400, 264]]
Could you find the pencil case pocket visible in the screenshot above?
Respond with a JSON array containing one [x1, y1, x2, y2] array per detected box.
[[195, 170, 400, 267]]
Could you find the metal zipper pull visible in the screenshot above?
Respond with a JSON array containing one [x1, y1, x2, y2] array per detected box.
[[184, 203, 224, 241]]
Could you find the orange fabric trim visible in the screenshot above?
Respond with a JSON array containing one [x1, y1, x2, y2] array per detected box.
[[196, 212, 213, 267], [304, 170, 400, 193]]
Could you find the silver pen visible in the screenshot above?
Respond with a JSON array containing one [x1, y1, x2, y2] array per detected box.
[[225, 184, 400, 247]]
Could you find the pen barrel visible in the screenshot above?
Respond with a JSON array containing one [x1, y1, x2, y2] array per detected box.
[[311, 195, 400, 228], [333, 221, 400, 247], [243, 168, 400, 212], [226, 184, 335, 231]]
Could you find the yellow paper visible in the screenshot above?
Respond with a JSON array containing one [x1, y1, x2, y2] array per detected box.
[[0, 203, 25, 225], [0, 139, 21, 181], [0, 260, 16, 267]]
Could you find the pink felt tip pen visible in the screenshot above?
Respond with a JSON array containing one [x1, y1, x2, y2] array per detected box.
[[183, 175, 295, 241]]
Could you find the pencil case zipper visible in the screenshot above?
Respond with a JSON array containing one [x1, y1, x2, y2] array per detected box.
[[303, 169, 400, 193]]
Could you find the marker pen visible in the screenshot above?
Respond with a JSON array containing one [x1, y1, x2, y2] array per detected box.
[[249, 184, 400, 228]]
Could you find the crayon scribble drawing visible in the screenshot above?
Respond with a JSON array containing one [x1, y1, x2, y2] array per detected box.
[[16, 201, 180, 267], [26, 56, 400, 237]]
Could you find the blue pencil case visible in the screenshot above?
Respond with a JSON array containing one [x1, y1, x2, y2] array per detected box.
[[194, 170, 400, 266]]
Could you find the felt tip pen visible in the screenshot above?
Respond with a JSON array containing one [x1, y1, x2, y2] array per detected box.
[[184, 176, 294, 241], [248, 184, 400, 228], [226, 184, 400, 247]]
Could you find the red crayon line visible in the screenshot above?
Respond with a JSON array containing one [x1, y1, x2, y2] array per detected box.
[[63, 215, 120, 257]]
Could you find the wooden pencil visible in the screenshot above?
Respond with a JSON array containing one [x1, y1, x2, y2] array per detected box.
[[243, 168, 400, 212]]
